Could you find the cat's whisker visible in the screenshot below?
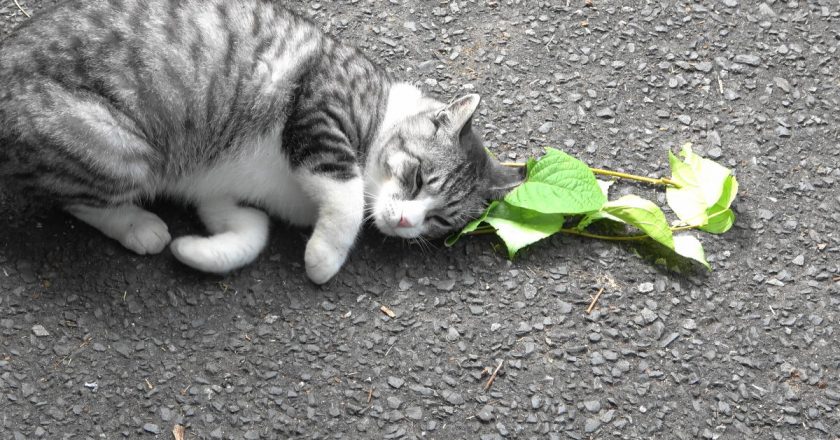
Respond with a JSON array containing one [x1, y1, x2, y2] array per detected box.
[[409, 235, 435, 255], [420, 237, 434, 254], [408, 237, 426, 254], [408, 237, 421, 251], [363, 211, 379, 223]]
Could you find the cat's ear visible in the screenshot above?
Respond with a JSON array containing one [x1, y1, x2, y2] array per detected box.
[[435, 94, 481, 135], [484, 161, 526, 200]]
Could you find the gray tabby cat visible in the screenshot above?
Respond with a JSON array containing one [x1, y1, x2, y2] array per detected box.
[[0, 0, 523, 284]]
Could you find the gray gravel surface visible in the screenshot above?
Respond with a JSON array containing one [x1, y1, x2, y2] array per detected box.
[[2, 1, 840, 439]]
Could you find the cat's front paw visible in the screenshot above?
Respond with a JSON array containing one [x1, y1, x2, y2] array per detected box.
[[170, 235, 225, 273], [122, 213, 171, 255], [304, 238, 347, 284]]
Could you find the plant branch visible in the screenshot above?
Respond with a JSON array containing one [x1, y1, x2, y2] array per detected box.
[[500, 162, 681, 188], [470, 225, 653, 241], [558, 228, 653, 241], [589, 168, 682, 188], [467, 209, 730, 242]]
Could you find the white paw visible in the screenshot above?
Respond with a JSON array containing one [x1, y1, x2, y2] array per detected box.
[[170, 235, 230, 274], [305, 237, 347, 284], [120, 213, 171, 255]]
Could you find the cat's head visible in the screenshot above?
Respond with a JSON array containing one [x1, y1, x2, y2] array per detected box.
[[367, 93, 524, 239]]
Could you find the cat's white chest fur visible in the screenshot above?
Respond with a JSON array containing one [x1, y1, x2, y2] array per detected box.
[[167, 131, 318, 226]]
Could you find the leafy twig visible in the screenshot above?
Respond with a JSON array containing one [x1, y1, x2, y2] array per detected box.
[[454, 145, 736, 269], [467, 209, 729, 242], [500, 162, 681, 188], [13, 0, 31, 18], [589, 167, 681, 188], [468, 224, 690, 242]]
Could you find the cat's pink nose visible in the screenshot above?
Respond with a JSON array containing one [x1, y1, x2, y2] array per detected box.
[[397, 216, 412, 228]]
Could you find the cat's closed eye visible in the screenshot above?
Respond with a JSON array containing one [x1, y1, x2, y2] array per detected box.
[[401, 162, 422, 199], [413, 166, 423, 193]]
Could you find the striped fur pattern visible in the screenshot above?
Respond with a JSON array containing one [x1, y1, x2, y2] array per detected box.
[[0, 0, 523, 283]]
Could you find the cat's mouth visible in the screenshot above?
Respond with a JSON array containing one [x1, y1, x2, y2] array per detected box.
[[370, 187, 431, 239], [374, 216, 425, 239]]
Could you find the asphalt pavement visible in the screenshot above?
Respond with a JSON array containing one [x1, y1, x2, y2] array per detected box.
[[1, 1, 839, 439]]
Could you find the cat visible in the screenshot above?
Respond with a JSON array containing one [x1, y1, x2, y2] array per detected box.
[[0, 0, 523, 284]]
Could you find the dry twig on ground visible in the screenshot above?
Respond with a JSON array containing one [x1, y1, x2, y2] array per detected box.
[[586, 287, 606, 314], [484, 360, 504, 391], [14, 0, 31, 18]]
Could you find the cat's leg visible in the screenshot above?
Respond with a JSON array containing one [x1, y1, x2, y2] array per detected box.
[[66, 204, 171, 255], [10, 80, 167, 253], [298, 173, 365, 284], [169, 198, 269, 273]]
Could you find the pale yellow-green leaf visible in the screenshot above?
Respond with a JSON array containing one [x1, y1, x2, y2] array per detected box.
[[680, 144, 731, 207], [666, 143, 738, 229], [673, 234, 710, 269], [601, 195, 674, 248]]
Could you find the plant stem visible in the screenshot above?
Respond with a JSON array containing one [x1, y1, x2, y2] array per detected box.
[[557, 228, 652, 241], [588, 168, 682, 189], [499, 162, 681, 188], [470, 225, 652, 241], [469, 220, 711, 242]]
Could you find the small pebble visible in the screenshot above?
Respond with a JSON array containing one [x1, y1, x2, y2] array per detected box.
[[476, 405, 495, 422], [537, 122, 554, 134], [387, 377, 404, 389], [584, 418, 601, 433], [31, 324, 49, 337], [733, 54, 761, 66]]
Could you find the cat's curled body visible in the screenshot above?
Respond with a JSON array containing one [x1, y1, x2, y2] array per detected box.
[[0, 0, 522, 283]]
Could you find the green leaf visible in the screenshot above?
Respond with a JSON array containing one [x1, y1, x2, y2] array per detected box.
[[525, 157, 538, 173], [666, 143, 738, 229], [505, 148, 606, 214], [700, 175, 739, 234], [482, 202, 565, 258], [575, 210, 618, 231], [599, 195, 674, 248], [672, 234, 710, 269], [666, 150, 708, 226], [701, 208, 735, 234], [444, 201, 497, 247], [681, 145, 731, 206]]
